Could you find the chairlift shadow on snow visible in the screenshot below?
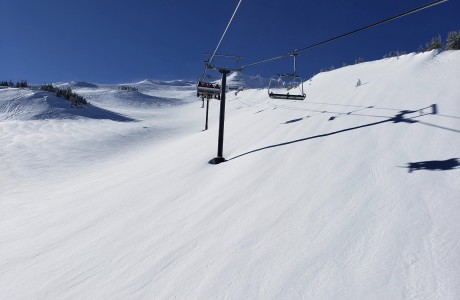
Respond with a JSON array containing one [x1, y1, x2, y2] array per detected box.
[[284, 118, 303, 124], [228, 104, 454, 161], [402, 158, 460, 173]]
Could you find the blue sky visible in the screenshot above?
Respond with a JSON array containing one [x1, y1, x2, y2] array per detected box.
[[1, 0, 459, 83]]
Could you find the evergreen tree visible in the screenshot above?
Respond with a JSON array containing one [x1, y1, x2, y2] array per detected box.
[[18, 80, 28, 88], [445, 30, 460, 50], [39, 84, 87, 106], [425, 34, 442, 51]]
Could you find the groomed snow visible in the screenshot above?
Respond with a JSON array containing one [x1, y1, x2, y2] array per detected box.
[[1, 50, 459, 299]]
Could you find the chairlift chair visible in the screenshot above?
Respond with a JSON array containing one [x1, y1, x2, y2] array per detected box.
[[196, 60, 222, 100], [268, 52, 306, 100], [197, 79, 221, 100]]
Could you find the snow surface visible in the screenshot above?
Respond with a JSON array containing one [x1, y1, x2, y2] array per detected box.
[[1, 51, 459, 299]]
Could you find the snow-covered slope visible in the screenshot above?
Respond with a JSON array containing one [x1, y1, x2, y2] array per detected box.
[[226, 71, 270, 89], [1, 50, 459, 299], [0, 88, 135, 121]]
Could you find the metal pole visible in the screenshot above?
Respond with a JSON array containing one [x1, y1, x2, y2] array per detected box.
[[210, 69, 229, 164], [205, 98, 210, 130], [293, 55, 296, 74], [292, 53, 297, 75]]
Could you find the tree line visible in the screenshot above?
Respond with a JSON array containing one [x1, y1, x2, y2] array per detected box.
[[118, 85, 138, 91], [420, 30, 460, 52], [0, 80, 28, 88], [319, 29, 460, 72], [40, 84, 88, 106]]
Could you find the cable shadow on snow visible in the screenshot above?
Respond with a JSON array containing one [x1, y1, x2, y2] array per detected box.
[[436, 113, 460, 120], [229, 106, 440, 161], [415, 120, 460, 134], [275, 100, 404, 113], [402, 158, 460, 173], [276, 100, 460, 126], [275, 101, 409, 124]]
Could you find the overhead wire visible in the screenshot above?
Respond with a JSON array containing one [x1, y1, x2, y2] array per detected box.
[[209, 0, 244, 65], [242, 0, 448, 70]]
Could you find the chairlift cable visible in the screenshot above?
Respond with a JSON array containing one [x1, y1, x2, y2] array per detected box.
[[295, 0, 448, 53], [209, 0, 244, 64], [242, 0, 448, 70], [244, 55, 287, 69]]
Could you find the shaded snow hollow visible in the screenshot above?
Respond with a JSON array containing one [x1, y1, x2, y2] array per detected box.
[[1, 51, 459, 299]]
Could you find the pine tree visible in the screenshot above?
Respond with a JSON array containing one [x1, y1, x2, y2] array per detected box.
[[445, 30, 460, 50], [425, 34, 442, 51]]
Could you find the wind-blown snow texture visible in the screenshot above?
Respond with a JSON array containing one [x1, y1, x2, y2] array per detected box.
[[1, 51, 459, 299]]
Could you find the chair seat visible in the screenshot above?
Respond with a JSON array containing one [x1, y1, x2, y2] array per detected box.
[[269, 93, 305, 100]]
